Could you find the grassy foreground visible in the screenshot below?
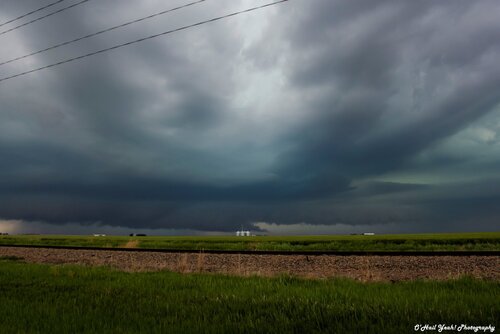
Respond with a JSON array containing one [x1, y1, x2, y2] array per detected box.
[[0, 257, 498, 333], [1, 232, 499, 251]]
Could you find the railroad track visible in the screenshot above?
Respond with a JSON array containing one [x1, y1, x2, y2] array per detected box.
[[1, 244, 499, 256]]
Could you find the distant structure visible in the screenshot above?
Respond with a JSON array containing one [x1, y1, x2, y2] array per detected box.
[[93, 234, 106, 237], [362, 232, 375, 236], [129, 233, 147, 237], [236, 230, 251, 237]]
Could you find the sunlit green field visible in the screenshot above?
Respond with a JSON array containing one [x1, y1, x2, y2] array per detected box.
[[1, 232, 499, 251], [0, 257, 498, 334]]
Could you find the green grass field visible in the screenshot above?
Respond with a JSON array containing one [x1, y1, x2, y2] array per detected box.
[[0, 257, 498, 333], [1, 232, 499, 251]]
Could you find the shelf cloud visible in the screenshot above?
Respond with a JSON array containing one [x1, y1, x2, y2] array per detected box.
[[1, 0, 499, 234]]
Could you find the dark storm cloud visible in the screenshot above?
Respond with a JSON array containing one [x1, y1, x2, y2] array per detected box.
[[272, 0, 500, 177], [1, 0, 499, 233]]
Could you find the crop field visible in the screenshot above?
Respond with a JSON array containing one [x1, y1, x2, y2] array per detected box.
[[1, 232, 499, 251], [0, 256, 498, 334]]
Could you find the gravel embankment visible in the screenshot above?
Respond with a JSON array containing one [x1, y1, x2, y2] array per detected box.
[[1, 246, 499, 281]]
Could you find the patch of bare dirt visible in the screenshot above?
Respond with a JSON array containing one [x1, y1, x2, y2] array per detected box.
[[122, 240, 140, 249], [1, 247, 498, 282]]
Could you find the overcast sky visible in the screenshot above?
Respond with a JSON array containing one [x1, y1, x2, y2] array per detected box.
[[1, 0, 499, 235]]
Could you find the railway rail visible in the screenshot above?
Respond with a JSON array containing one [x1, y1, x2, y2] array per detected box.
[[1, 244, 499, 256]]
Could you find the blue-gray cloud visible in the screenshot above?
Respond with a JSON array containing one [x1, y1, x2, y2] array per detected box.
[[0, 0, 499, 233]]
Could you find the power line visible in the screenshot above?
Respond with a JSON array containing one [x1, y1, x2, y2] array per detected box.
[[0, 0, 206, 67], [0, 0, 70, 28], [0, 0, 289, 84], [0, 0, 91, 37]]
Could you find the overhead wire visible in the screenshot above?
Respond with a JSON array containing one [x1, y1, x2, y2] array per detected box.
[[0, 0, 70, 28], [0, 0, 289, 84], [0, 0, 206, 67], [0, 0, 91, 37]]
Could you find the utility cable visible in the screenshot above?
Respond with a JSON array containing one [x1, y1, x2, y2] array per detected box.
[[0, 0, 69, 28], [0, 0, 289, 84], [0, 0, 91, 37], [0, 0, 206, 67]]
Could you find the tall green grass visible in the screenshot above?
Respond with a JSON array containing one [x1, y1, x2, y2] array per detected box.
[[1, 232, 499, 251], [0, 258, 498, 333]]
